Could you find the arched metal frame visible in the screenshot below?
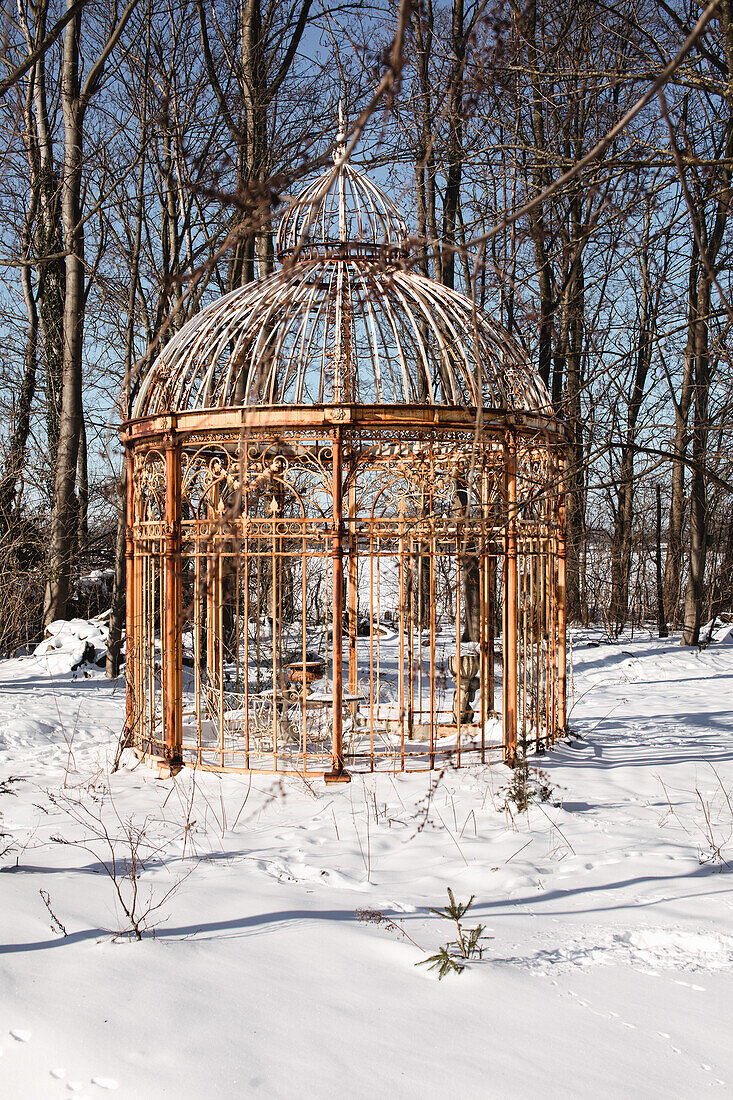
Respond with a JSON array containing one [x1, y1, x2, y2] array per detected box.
[[123, 142, 570, 780]]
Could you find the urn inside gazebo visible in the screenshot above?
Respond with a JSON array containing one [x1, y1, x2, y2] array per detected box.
[[285, 652, 327, 697], [449, 650, 481, 725]]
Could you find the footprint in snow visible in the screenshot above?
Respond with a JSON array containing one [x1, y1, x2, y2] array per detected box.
[[10, 1028, 31, 1042], [381, 900, 417, 914], [675, 979, 706, 991], [91, 1078, 119, 1090], [258, 859, 297, 882]]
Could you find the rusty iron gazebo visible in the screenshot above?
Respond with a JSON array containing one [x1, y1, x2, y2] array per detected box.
[[123, 135, 569, 781]]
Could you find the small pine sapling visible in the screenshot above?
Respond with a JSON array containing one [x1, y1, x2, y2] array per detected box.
[[418, 888, 492, 979], [499, 749, 556, 814]]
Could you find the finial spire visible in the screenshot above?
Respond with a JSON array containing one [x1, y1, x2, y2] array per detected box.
[[334, 98, 347, 163], [335, 99, 347, 244]]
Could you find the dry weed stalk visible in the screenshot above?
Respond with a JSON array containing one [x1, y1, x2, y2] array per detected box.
[[49, 788, 197, 940], [356, 907, 422, 949]]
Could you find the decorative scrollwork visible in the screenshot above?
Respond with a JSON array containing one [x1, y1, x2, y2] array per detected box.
[[133, 450, 165, 521]]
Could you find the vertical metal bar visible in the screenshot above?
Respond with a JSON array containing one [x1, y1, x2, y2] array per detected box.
[[162, 435, 183, 769], [375, 534, 381, 740], [348, 475, 358, 699], [550, 526, 557, 744], [479, 464, 489, 762], [301, 523, 308, 773], [155, 548, 160, 751], [326, 429, 349, 782], [207, 484, 217, 727], [242, 539, 250, 766], [152, 550, 158, 751], [529, 535, 537, 750], [369, 532, 375, 768], [271, 501, 278, 771], [153, 550, 158, 751], [557, 451, 568, 737], [418, 488, 425, 733], [544, 525, 552, 747], [140, 545, 146, 748], [455, 527, 461, 768], [488, 555, 495, 713], [407, 534, 414, 747], [124, 450, 136, 747], [536, 537, 541, 745], [194, 524, 202, 764], [217, 547, 225, 769], [429, 529, 436, 769], [242, 465, 250, 768], [235, 554, 241, 695], [141, 549, 147, 748], [144, 550, 151, 749], [397, 520, 406, 771], [256, 551, 261, 690], [522, 544, 528, 750], [324, 531, 330, 692], [503, 432, 518, 765]]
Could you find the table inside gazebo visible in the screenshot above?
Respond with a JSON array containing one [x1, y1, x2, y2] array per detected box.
[[217, 688, 366, 754]]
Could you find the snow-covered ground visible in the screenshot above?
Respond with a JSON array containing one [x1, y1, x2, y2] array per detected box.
[[2, 626, 733, 1098]]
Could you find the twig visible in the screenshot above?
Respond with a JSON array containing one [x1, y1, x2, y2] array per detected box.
[[39, 888, 67, 936]]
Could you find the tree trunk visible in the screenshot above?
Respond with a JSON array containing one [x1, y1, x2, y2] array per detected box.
[[107, 465, 128, 678], [77, 410, 88, 546], [44, 5, 85, 624], [663, 245, 696, 627], [440, 0, 464, 291], [523, 0, 554, 390], [656, 484, 668, 637], [108, 36, 149, 678], [609, 220, 657, 631], [682, 276, 712, 645], [677, 0, 733, 642], [563, 213, 585, 622], [44, 0, 140, 624], [0, 188, 38, 528], [609, 449, 634, 633], [23, 0, 65, 496]]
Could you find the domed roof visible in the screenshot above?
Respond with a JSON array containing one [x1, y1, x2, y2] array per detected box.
[[132, 137, 551, 419]]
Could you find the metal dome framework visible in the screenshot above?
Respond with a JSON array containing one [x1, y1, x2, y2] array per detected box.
[[123, 141, 569, 780]]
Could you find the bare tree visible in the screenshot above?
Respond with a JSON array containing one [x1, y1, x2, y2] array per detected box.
[[44, 0, 140, 625]]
